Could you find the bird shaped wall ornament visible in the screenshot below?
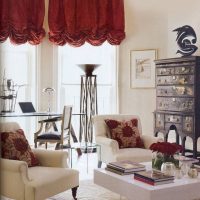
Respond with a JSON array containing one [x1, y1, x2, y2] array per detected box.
[[173, 25, 198, 57]]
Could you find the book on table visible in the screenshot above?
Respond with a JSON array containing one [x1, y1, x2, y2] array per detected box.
[[134, 170, 174, 185], [105, 167, 137, 175], [106, 160, 146, 173], [134, 175, 174, 186]]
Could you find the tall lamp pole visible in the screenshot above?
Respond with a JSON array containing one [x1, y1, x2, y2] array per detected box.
[[78, 64, 99, 144]]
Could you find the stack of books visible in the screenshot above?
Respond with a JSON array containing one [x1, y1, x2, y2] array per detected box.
[[134, 170, 174, 186], [105, 160, 146, 175]]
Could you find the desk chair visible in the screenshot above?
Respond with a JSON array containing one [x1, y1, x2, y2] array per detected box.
[[34, 105, 72, 149]]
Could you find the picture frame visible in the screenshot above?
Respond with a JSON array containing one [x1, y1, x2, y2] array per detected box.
[[130, 49, 157, 88]]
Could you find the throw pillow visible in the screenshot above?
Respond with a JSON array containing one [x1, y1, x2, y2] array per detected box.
[[1, 129, 39, 167], [105, 119, 144, 149]]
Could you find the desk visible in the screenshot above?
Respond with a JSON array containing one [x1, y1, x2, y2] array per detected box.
[[0, 112, 85, 156], [0, 112, 85, 117]]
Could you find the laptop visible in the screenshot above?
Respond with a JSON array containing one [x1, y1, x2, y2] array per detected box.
[[19, 102, 36, 113], [18, 102, 57, 116], [18, 101, 50, 114]]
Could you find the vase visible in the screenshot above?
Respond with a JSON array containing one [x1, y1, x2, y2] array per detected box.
[[152, 152, 179, 171], [161, 162, 175, 176]]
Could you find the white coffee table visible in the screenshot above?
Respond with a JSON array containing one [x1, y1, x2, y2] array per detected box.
[[94, 163, 200, 200]]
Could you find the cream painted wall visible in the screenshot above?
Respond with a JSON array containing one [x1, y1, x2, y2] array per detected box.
[[38, 0, 58, 113], [119, 0, 200, 138]]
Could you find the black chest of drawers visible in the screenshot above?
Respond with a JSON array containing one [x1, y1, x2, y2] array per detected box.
[[154, 56, 200, 158]]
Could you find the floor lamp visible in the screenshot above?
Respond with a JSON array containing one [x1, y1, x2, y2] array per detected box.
[[78, 64, 99, 144]]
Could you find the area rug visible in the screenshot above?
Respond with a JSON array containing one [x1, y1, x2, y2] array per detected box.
[[48, 179, 127, 200]]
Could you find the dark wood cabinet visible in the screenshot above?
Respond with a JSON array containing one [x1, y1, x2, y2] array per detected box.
[[154, 56, 200, 158]]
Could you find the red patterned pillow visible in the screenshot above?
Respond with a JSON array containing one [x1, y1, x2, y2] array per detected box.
[[1, 129, 39, 167], [105, 119, 144, 149]]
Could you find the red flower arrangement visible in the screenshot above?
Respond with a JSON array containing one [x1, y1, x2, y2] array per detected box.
[[150, 142, 183, 156]]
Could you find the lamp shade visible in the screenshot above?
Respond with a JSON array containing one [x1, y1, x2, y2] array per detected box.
[[78, 64, 100, 76]]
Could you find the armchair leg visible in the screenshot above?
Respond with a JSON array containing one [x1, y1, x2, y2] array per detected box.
[[72, 186, 78, 200], [98, 161, 102, 168], [55, 142, 61, 150]]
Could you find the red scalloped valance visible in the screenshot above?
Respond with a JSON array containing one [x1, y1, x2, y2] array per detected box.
[[0, 0, 45, 45], [48, 0, 125, 47]]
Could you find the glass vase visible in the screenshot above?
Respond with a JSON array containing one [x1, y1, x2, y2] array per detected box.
[[161, 162, 175, 176], [152, 152, 164, 170], [152, 152, 179, 171]]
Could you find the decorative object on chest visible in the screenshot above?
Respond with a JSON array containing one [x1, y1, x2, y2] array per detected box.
[[154, 56, 200, 158]]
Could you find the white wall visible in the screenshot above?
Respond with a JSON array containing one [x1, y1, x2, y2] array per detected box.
[[119, 0, 200, 137]]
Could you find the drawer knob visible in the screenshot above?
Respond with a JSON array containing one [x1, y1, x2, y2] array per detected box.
[[182, 67, 186, 71]]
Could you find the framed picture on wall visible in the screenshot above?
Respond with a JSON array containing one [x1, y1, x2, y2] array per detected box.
[[130, 49, 157, 88]]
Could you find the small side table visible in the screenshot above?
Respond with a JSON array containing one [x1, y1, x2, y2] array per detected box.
[[69, 142, 101, 172]]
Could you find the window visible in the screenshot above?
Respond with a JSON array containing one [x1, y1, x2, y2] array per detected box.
[[57, 42, 118, 135], [0, 40, 37, 143]]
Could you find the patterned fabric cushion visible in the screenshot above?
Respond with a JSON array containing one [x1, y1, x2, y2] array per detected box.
[[1, 129, 39, 167], [105, 119, 144, 149]]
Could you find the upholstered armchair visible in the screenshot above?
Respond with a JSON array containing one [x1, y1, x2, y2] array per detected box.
[[0, 122, 79, 200], [93, 115, 162, 167]]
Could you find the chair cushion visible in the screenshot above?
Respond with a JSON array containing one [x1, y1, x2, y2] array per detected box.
[[1, 129, 39, 167], [27, 166, 79, 200], [105, 119, 144, 149], [37, 132, 61, 140]]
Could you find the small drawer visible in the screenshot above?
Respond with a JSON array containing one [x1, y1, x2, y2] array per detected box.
[[156, 75, 194, 85], [182, 116, 193, 133], [174, 66, 194, 75], [157, 97, 194, 112], [157, 86, 194, 97], [165, 114, 181, 123], [157, 68, 174, 75]]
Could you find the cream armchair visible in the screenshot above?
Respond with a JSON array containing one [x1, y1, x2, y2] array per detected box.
[[0, 122, 79, 200], [93, 115, 162, 167]]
